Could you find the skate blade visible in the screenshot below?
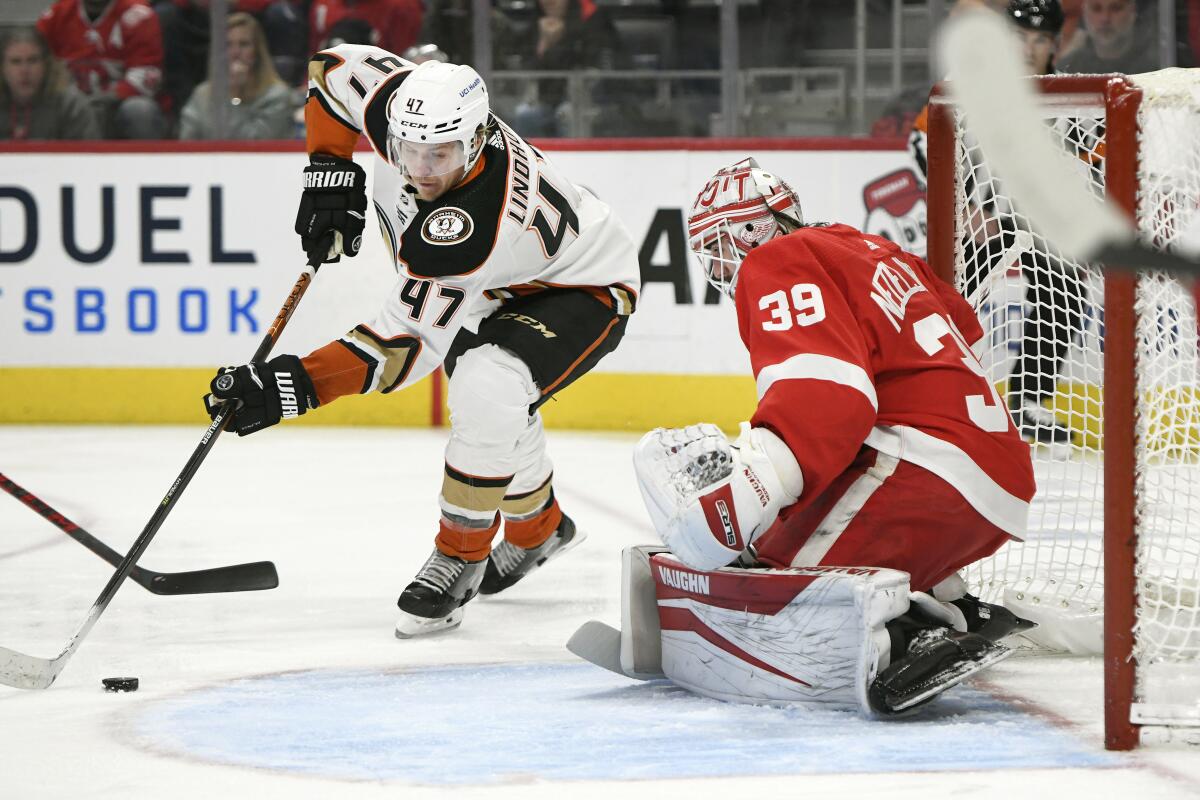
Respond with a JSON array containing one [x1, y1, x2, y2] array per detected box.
[[394, 607, 465, 639], [548, 527, 588, 564], [885, 644, 1014, 713], [479, 528, 589, 598]]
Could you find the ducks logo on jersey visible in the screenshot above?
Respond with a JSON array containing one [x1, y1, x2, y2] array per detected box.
[[422, 208, 474, 245]]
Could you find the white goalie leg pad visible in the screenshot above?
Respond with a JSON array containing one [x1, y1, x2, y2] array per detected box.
[[620, 545, 668, 679], [651, 553, 910, 713], [633, 423, 803, 570], [565, 545, 668, 680]]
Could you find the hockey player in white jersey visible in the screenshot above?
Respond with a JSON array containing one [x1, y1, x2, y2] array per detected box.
[[203, 45, 640, 637]]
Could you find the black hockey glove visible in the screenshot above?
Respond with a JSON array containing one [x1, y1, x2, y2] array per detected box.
[[295, 154, 367, 265], [203, 355, 318, 437]]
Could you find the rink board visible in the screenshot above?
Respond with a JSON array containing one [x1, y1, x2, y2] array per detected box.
[[0, 141, 906, 428]]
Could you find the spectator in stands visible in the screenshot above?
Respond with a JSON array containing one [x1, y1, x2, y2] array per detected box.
[[309, 0, 423, 60], [870, 85, 928, 139], [322, 16, 376, 48], [0, 27, 98, 140], [1056, 0, 1087, 58], [37, 0, 167, 138], [1058, 0, 1159, 73], [156, 0, 308, 130], [1179, 0, 1200, 67], [417, 0, 519, 66], [508, 0, 627, 137], [154, 0, 210, 121], [179, 12, 295, 139]]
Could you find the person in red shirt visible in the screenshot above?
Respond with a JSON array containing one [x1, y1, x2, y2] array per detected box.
[[309, 0, 422, 57], [37, 0, 166, 138]]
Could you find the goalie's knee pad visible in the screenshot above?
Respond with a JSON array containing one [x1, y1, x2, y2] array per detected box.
[[633, 422, 803, 570], [649, 554, 910, 713], [447, 344, 539, 456]]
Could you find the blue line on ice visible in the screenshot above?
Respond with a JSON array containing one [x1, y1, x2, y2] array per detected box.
[[131, 662, 1114, 784]]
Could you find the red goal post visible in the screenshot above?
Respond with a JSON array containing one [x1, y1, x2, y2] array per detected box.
[[926, 72, 1200, 751]]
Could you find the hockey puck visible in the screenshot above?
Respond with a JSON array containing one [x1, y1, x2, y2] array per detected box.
[[101, 677, 139, 693]]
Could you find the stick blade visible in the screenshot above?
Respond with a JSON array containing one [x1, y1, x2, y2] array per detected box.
[[937, 10, 1133, 263], [0, 646, 61, 690], [145, 560, 280, 595], [567, 619, 653, 681]]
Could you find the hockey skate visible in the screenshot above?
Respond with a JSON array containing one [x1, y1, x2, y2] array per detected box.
[[395, 549, 486, 638], [1011, 398, 1072, 445], [867, 599, 1022, 715], [479, 514, 586, 596], [868, 627, 1013, 715], [951, 593, 1038, 643]]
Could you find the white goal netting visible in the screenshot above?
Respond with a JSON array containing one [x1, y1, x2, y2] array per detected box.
[[949, 70, 1200, 691]]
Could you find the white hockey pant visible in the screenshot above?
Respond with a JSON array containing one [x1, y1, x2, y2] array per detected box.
[[441, 344, 552, 525]]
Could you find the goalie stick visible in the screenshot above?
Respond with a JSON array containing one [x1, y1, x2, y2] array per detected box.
[[936, 11, 1200, 277], [931, 8, 1200, 278], [0, 472, 278, 595], [0, 263, 317, 690]]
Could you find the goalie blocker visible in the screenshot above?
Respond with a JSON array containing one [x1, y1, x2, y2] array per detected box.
[[568, 546, 1022, 715]]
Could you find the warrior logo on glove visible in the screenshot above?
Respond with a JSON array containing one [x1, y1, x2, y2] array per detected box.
[[203, 355, 319, 437]]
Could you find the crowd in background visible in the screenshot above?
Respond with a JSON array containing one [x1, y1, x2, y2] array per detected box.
[[1, 0, 1197, 142]]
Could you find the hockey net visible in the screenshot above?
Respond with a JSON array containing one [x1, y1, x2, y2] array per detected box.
[[927, 70, 1200, 750]]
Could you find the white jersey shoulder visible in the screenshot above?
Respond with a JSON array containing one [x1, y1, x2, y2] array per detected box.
[[309, 44, 417, 150]]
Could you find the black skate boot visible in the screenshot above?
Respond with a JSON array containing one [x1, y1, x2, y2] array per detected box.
[[1011, 397, 1072, 444], [950, 594, 1038, 642], [479, 514, 586, 596], [868, 607, 1012, 715], [395, 549, 486, 638]]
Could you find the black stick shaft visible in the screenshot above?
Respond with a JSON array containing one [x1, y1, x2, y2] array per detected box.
[[94, 267, 314, 594], [66, 267, 314, 643], [0, 472, 278, 595]]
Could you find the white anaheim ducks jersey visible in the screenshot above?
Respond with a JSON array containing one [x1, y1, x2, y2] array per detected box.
[[300, 44, 641, 400]]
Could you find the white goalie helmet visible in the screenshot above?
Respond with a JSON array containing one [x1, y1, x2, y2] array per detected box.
[[386, 60, 489, 181], [687, 157, 803, 298]]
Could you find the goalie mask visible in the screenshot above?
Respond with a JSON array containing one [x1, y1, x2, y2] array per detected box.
[[386, 60, 489, 184], [687, 157, 803, 299]]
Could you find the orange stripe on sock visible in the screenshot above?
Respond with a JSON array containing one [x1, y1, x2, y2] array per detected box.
[[503, 500, 562, 549], [435, 515, 499, 561]]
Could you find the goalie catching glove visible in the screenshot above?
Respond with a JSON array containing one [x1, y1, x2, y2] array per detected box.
[[295, 154, 367, 265], [633, 422, 804, 569], [203, 355, 318, 436]]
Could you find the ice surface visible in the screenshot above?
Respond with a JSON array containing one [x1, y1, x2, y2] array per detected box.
[[2, 426, 1200, 799]]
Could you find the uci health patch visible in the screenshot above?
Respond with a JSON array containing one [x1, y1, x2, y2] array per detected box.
[[127, 662, 1113, 784]]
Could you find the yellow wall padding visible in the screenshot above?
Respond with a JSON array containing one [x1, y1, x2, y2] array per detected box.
[[0, 368, 758, 432]]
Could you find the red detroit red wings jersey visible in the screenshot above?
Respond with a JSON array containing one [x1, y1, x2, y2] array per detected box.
[[38, 0, 163, 100], [736, 223, 1034, 539]]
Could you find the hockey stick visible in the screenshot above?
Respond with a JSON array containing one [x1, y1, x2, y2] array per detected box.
[[0, 472, 278, 595], [0, 263, 317, 690], [937, 11, 1200, 277]]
